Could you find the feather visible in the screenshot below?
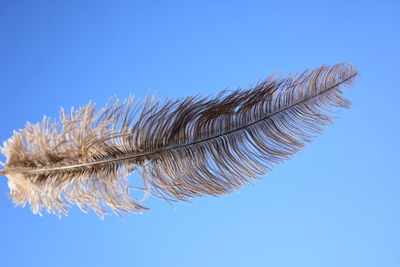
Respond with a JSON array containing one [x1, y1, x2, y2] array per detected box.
[[0, 62, 358, 217]]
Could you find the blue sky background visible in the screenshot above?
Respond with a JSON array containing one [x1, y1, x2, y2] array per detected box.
[[0, 1, 399, 266]]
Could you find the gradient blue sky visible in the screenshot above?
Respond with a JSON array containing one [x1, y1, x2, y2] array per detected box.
[[0, 1, 399, 267]]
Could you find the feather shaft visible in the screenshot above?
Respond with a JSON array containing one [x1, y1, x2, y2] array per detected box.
[[0, 72, 357, 176]]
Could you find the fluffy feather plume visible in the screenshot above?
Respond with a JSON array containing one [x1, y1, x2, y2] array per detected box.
[[0, 63, 358, 217]]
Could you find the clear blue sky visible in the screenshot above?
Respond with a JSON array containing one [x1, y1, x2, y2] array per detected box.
[[0, 1, 399, 266]]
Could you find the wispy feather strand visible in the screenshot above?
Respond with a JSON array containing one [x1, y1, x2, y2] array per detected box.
[[0, 63, 358, 217]]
